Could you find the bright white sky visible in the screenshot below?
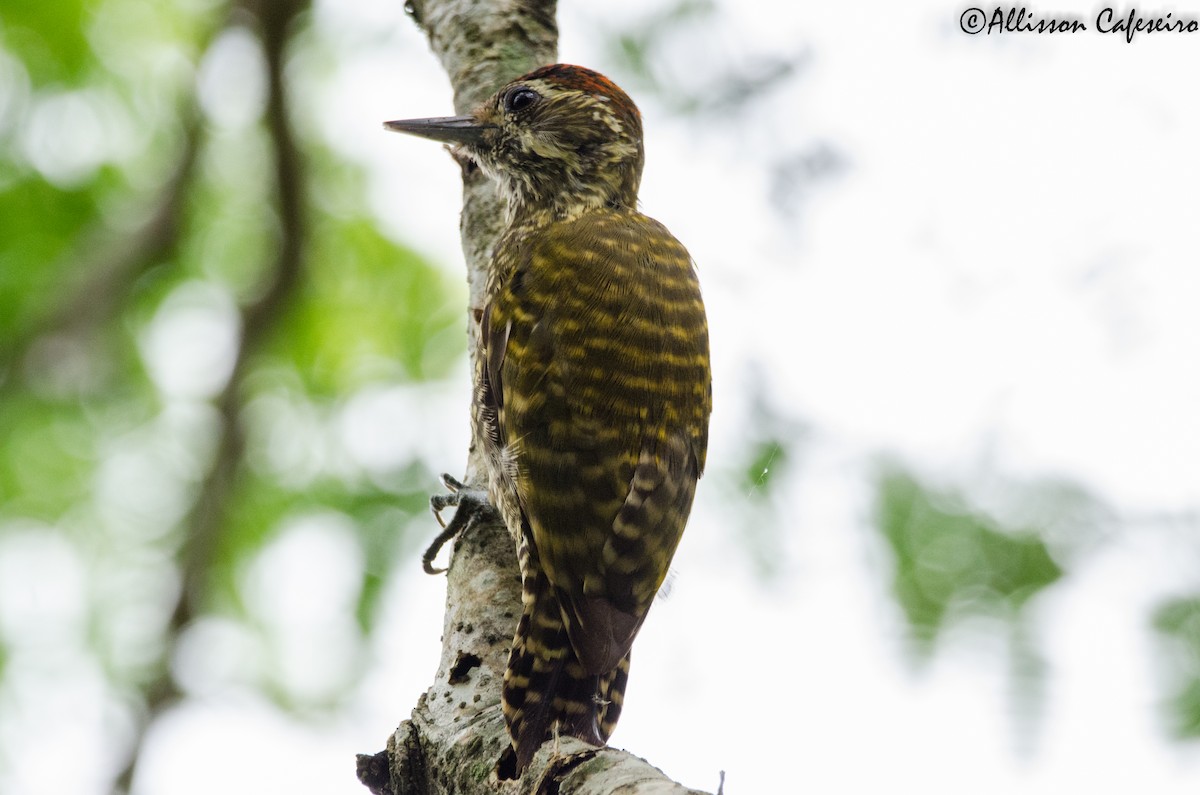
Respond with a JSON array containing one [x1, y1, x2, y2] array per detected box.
[[8, 0, 1200, 793]]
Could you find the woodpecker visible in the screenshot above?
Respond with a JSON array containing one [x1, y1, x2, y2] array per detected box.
[[386, 64, 711, 773]]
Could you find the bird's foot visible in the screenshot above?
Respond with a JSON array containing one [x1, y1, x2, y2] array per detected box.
[[424, 474, 497, 574]]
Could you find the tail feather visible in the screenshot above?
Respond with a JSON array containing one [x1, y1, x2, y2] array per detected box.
[[597, 652, 629, 739], [502, 555, 631, 773]]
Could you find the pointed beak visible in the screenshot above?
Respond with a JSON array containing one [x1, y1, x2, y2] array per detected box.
[[383, 115, 491, 146]]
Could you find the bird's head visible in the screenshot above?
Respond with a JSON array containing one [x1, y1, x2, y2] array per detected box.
[[386, 64, 644, 221]]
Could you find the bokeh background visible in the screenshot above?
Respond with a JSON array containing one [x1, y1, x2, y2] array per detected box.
[[2, 0, 1199, 792]]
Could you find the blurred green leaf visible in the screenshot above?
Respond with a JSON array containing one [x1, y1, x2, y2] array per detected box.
[[0, 0, 93, 83], [711, 369, 809, 581], [1153, 596, 1200, 738], [0, 395, 98, 520], [0, 0, 462, 742], [354, 488, 435, 634], [275, 213, 463, 395], [875, 466, 1064, 652], [0, 180, 103, 342], [209, 455, 432, 624], [732, 435, 794, 581], [742, 439, 786, 500]]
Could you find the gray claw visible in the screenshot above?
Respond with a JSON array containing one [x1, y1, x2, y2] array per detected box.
[[423, 474, 497, 574]]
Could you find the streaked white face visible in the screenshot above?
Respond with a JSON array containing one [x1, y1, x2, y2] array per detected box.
[[469, 74, 645, 218]]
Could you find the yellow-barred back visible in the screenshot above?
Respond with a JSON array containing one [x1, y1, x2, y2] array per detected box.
[[386, 64, 711, 774]]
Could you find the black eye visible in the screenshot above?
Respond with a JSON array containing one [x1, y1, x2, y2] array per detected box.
[[503, 87, 540, 114]]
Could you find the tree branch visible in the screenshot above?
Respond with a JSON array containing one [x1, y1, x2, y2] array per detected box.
[[167, 0, 310, 639], [114, 1, 311, 791], [357, 1, 709, 792]]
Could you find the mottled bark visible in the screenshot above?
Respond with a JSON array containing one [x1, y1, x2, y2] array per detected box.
[[355, 1, 709, 792]]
